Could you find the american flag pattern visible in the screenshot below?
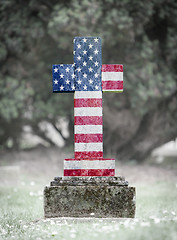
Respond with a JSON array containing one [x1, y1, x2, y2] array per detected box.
[[52, 37, 123, 176], [102, 64, 123, 92], [53, 64, 75, 92], [64, 90, 115, 176]]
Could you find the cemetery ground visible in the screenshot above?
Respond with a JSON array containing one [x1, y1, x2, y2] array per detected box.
[[0, 147, 177, 240]]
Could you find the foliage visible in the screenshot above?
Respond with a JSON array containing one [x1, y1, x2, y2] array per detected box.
[[0, 0, 176, 159]]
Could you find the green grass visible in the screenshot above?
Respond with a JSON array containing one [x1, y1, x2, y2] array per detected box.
[[0, 180, 177, 240]]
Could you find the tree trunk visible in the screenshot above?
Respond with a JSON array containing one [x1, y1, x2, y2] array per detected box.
[[103, 90, 177, 161]]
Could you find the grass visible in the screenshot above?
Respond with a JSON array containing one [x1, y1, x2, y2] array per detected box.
[[0, 147, 177, 239], [0, 179, 177, 240]]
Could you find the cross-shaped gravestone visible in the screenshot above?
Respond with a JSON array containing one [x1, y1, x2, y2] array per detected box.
[[53, 37, 123, 176], [45, 37, 135, 219]]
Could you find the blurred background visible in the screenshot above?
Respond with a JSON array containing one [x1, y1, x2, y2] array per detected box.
[[0, 0, 177, 164], [1, 2, 177, 238]]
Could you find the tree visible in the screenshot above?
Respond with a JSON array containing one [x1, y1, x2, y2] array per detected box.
[[0, 0, 176, 161]]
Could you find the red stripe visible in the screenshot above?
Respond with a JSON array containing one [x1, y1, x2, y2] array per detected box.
[[75, 151, 103, 159], [102, 64, 123, 72], [74, 99, 102, 107], [75, 134, 103, 143], [64, 169, 115, 176], [102, 81, 123, 90], [74, 116, 103, 125]]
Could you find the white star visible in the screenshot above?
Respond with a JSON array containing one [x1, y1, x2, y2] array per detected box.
[[77, 79, 82, 84], [89, 56, 93, 60], [89, 79, 93, 84], [95, 61, 99, 66], [83, 38, 87, 43], [83, 61, 87, 66], [94, 38, 99, 43], [95, 73, 99, 78], [94, 49, 99, 54], [89, 44, 93, 49], [54, 79, 58, 84], [88, 67, 93, 72], [77, 56, 81, 60], [60, 85, 64, 90], [73, 51, 76, 55], [72, 85, 75, 90], [83, 73, 87, 78], [83, 50, 87, 55], [72, 63, 76, 67], [60, 64, 63, 66], [54, 67, 58, 73], [95, 85, 99, 90], [73, 39, 76, 43], [66, 79, 70, 84], [65, 67, 70, 72], [60, 74, 64, 78], [71, 73, 75, 79], [83, 85, 87, 90], [77, 44, 81, 49], [77, 67, 81, 72]]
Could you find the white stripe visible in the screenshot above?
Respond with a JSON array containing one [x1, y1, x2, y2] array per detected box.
[[64, 160, 115, 170], [102, 72, 123, 81], [103, 89, 123, 92], [74, 107, 102, 116], [75, 91, 102, 99], [75, 125, 102, 134], [75, 143, 103, 152]]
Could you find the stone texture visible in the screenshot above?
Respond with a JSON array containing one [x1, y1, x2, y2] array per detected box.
[[51, 176, 128, 186], [44, 176, 136, 218]]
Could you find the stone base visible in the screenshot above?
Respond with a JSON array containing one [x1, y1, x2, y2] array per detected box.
[[44, 177, 136, 218]]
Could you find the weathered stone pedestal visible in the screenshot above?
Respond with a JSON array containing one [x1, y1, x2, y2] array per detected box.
[[44, 176, 136, 218]]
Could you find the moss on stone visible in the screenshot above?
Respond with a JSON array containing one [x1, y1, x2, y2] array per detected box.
[[44, 178, 136, 218]]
